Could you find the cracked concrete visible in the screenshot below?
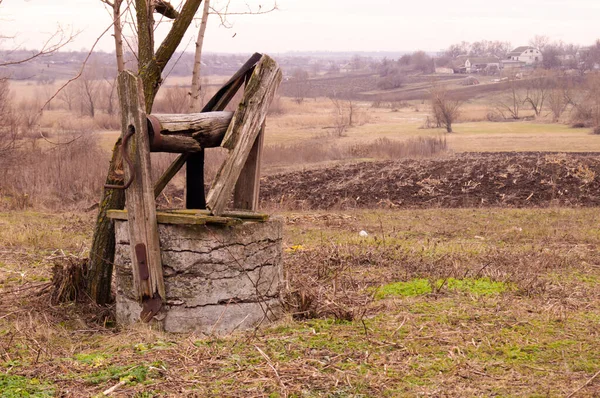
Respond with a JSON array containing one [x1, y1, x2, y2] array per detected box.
[[114, 219, 284, 334]]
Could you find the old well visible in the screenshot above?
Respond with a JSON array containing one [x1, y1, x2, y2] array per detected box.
[[111, 210, 283, 334]]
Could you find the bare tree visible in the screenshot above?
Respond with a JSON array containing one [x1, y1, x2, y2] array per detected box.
[[548, 81, 570, 122], [290, 68, 310, 104], [0, 80, 20, 166], [189, 0, 211, 112], [187, 0, 278, 112], [76, 67, 101, 117], [524, 72, 550, 117], [100, 0, 125, 72], [529, 35, 550, 52], [159, 84, 190, 113], [430, 83, 462, 133], [57, 83, 78, 111], [103, 77, 118, 115], [494, 78, 523, 120], [328, 91, 356, 136]]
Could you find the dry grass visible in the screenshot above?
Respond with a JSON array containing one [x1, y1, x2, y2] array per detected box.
[[0, 134, 109, 210], [0, 208, 599, 396], [263, 136, 447, 168]]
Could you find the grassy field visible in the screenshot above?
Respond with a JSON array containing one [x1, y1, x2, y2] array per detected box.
[[3, 75, 600, 396], [1, 209, 599, 396], [263, 97, 600, 153]]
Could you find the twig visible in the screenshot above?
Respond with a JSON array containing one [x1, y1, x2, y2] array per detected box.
[[254, 345, 287, 397], [102, 379, 127, 396], [566, 369, 600, 398]]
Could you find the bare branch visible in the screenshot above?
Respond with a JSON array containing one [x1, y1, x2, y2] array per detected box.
[[208, 1, 277, 28], [0, 26, 79, 67], [154, 0, 180, 19], [155, 0, 203, 69], [41, 19, 115, 115]]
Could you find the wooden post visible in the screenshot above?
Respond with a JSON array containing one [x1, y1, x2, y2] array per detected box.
[[206, 55, 282, 216], [233, 123, 264, 211], [186, 151, 206, 209], [118, 71, 165, 321]]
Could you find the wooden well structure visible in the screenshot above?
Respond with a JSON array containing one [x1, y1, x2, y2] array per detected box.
[[106, 53, 284, 333]]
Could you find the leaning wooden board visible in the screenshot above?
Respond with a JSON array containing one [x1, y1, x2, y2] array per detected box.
[[206, 55, 282, 216], [117, 71, 165, 322]]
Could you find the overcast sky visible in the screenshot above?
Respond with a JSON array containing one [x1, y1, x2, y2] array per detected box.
[[1, 0, 600, 54]]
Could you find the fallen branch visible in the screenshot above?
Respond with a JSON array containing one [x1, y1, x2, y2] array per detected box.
[[254, 345, 287, 397], [566, 369, 600, 398]]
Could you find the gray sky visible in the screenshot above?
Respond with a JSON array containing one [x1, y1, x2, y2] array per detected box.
[[1, 0, 600, 54]]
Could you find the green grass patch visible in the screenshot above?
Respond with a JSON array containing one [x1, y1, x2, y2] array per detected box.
[[0, 374, 55, 397], [85, 364, 149, 385], [376, 277, 510, 299], [375, 279, 432, 299], [442, 277, 510, 295], [73, 352, 111, 367]]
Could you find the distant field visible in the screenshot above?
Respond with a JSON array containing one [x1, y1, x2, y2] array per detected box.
[[263, 97, 600, 153], [8, 74, 600, 172]]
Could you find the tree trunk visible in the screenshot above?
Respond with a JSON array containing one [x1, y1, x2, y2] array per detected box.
[[86, 139, 125, 305], [87, 0, 204, 305], [189, 0, 210, 112], [113, 0, 125, 73]]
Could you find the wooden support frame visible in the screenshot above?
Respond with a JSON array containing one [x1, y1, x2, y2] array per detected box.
[[233, 123, 265, 211], [152, 53, 264, 206], [118, 71, 165, 321], [206, 55, 282, 216]]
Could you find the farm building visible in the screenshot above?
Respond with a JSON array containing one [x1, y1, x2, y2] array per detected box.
[[506, 46, 543, 65], [452, 56, 501, 73], [435, 67, 454, 74]]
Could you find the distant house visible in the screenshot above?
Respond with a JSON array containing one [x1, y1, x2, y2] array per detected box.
[[464, 57, 500, 73], [452, 55, 500, 73], [435, 67, 454, 74], [506, 46, 543, 65]]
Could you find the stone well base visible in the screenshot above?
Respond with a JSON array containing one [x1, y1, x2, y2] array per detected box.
[[114, 218, 283, 334]]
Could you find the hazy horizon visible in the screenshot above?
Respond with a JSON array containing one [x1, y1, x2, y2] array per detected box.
[[1, 0, 600, 55]]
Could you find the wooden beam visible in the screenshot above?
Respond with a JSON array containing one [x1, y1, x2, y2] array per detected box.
[[164, 209, 270, 221], [233, 123, 264, 211], [108, 210, 243, 226], [149, 111, 233, 153], [206, 55, 282, 216], [117, 71, 165, 309], [154, 155, 186, 199]]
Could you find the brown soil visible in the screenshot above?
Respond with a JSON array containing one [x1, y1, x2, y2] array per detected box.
[[260, 152, 600, 209]]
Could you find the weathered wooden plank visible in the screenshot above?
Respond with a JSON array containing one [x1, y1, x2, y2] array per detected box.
[[233, 123, 264, 211], [149, 111, 233, 153], [152, 111, 233, 137], [108, 210, 242, 226], [118, 71, 165, 306], [184, 54, 263, 209], [162, 209, 270, 221], [153, 53, 262, 200], [151, 135, 203, 153], [206, 55, 282, 216]]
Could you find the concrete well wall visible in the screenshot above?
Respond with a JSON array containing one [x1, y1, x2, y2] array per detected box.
[[114, 219, 283, 334]]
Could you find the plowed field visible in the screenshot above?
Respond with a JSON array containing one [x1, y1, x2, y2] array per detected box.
[[261, 152, 600, 209]]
